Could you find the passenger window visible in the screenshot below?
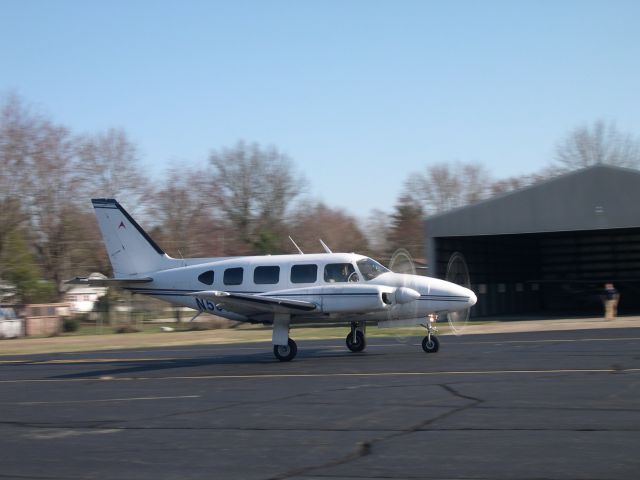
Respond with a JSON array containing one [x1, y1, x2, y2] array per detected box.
[[254, 266, 280, 284], [197, 270, 214, 285], [324, 263, 357, 283], [223, 267, 243, 285], [291, 264, 318, 283]]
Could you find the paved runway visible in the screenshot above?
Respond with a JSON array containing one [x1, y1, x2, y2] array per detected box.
[[1, 328, 640, 479]]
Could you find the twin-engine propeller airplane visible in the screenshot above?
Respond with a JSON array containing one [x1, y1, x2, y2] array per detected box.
[[69, 199, 477, 361]]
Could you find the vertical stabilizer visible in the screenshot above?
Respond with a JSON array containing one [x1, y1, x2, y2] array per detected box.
[[92, 199, 175, 276]]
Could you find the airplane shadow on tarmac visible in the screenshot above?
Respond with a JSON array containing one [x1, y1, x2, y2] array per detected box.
[[50, 347, 382, 380]]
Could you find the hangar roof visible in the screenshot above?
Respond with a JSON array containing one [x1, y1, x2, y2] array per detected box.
[[426, 165, 640, 237]]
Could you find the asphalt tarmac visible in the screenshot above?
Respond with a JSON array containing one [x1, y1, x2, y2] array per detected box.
[[1, 328, 640, 480]]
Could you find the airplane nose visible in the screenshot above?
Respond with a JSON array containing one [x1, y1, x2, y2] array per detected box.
[[467, 289, 477, 308], [455, 285, 477, 309]]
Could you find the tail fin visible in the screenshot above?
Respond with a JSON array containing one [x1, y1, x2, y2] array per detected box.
[[92, 198, 175, 276]]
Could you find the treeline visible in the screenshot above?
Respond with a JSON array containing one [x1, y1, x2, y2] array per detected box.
[[2, 93, 639, 302], [0, 94, 379, 302]]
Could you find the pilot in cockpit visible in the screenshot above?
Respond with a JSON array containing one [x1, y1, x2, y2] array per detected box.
[[325, 263, 357, 282]]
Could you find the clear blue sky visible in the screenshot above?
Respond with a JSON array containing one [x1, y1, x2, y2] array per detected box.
[[2, 0, 639, 217]]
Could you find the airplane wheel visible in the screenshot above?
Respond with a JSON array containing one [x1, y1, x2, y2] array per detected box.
[[346, 330, 366, 352], [422, 335, 439, 353], [274, 338, 297, 362]]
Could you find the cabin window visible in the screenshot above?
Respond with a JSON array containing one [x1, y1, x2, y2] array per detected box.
[[291, 264, 318, 283], [324, 263, 357, 283], [223, 267, 243, 285], [197, 270, 214, 285], [254, 266, 280, 284]]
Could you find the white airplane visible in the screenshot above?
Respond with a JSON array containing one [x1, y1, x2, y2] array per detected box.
[[69, 198, 477, 361]]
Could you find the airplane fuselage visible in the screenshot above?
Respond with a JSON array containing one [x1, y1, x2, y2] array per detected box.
[[123, 252, 476, 325]]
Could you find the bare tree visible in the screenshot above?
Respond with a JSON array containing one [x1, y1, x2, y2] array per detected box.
[[0, 94, 36, 268], [209, 141, 305, 253], [288, 202, 369, 254], [148, 165, 225, 258], [27, 120, 82, 295], [405, 161, 493, 216], [76, 128, 150, 210], [362, 208, 391, 258], [489, 174, 532, 196], [64, 209, 110, 276], [554, 120, 640, 170], [0, 94, 85, 295], [70, 127, 152, 278], [0, 95, 149, 294], [461, 162, 492, 204]]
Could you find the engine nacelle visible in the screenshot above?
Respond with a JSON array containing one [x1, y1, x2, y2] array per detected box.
[[319, 284, 394, 313], [395, 286, 421, 304]]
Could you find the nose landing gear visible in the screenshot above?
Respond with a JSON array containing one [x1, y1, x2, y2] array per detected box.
[[421, 314, 440, 353], [346, 321, 366, 352]]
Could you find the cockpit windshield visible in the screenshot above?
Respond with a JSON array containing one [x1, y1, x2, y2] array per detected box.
[[356, 258, 390, 281]]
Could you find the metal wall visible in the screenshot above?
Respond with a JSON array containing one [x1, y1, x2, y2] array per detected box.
[[433, 228, 640, 317]]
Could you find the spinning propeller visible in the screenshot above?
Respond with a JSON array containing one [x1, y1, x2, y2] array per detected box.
[[387, 249, 421, 343], [388, 249, 473, 337], [445, 252, 471, 335]]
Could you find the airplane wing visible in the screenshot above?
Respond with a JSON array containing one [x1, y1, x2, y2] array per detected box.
[[66, 277, 153, 286], [189, 291, 318, 316]]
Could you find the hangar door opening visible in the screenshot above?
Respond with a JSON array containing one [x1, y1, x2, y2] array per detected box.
[[433, 227, 640, 317]]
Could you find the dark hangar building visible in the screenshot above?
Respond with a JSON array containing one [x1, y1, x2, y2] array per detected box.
[[425, 165, 640, 317]]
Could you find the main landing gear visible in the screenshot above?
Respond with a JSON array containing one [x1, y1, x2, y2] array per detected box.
[[273, 314, 297, 362], [273, 338, 297, 362], [421, 314, 439, 353], [346, 321, 366, 353]]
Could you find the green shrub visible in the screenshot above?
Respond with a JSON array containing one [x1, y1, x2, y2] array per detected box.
[[114, 325, 141, 334], [62, 317, 80, 332]]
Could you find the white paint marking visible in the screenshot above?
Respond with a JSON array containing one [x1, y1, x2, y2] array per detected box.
[[2, 368, 639, 384], [8, 395, 200, 405], [26, 429, 122, 440], [458, 337, 640, 346]]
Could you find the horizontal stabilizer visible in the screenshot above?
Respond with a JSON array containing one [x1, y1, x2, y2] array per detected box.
[[189, 291, 318, 315], [66, 276, 153, 286]]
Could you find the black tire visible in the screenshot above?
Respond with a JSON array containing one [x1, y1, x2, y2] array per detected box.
[[346, 330, 366, 352], [274, 338, 297, 361], [422, 335, 439, 353]]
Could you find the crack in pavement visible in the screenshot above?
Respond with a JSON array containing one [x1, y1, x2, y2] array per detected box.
[[2, 379, 636, 434], [111, 380, 445, 426], [264, 383, 485, 480], [114, 389, 318, 425]]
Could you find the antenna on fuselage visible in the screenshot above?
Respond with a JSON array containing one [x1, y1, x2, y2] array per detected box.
[[319, 239, 332, 254], [289, 236, 304, 254]]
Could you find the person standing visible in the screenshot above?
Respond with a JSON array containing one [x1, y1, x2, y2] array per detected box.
[[602, 283, 620, 321]]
